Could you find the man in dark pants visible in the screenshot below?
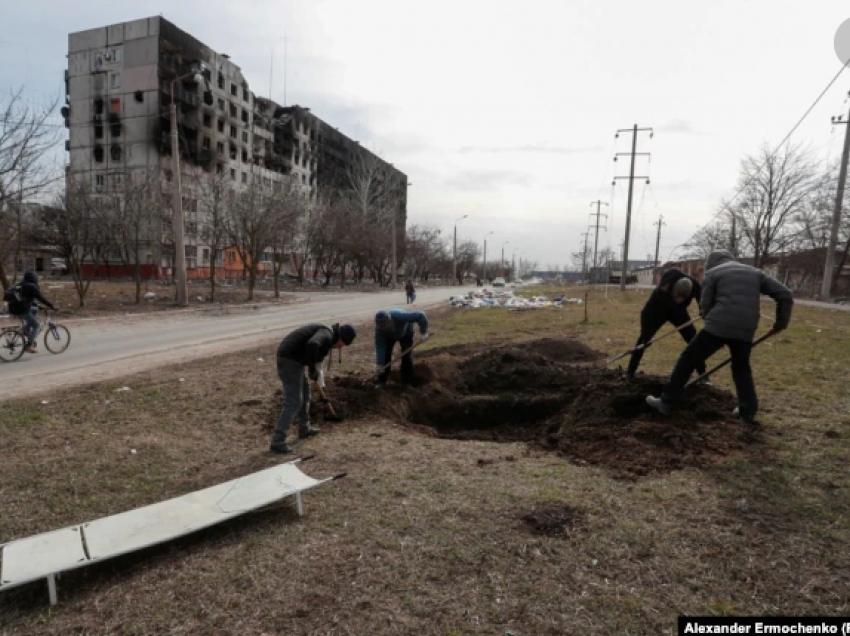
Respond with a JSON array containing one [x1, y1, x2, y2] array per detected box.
[[375, 309, 429, 388], [627, 268, 705, 381], [271, 323, 357, 454], [405, 280, 416, 304], [646, 250, 793, 432]]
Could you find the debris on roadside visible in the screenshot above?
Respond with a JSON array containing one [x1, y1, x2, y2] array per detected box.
[[448, 288, 583, 309]]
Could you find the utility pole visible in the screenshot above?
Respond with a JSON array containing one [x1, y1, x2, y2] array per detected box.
[[614, 124, 653, 290], [589, 200, 608, 282], [822, 97, 850, 299], [653, 214, 665, 265], [580, 232, 590, 280], [452, 214, 468, 286], [170, 80, 189, 307]]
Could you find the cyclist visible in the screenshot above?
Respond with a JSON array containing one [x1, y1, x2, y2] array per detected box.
[[4, 272, 57, 353]]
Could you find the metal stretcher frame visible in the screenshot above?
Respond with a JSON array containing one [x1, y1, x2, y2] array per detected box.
[[0, 455, 345, 605]]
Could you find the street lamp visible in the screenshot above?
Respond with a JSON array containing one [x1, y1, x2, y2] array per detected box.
[[482, 230, 494, 282], [501, 241, 509, 279], [452, 214, 468, 286], [169, 68, 204, 307]]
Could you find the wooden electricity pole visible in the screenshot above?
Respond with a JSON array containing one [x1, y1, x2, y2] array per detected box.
[[614, 124, 653, 290]]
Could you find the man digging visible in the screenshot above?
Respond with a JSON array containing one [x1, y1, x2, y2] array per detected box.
[[646, 250, 793, 434], [627, 268, 706, 382], [374, 309, 429, 389], [271, 323, 357, 454]]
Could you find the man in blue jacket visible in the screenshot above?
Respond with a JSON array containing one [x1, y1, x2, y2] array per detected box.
[[375, 309, 429, 388], [646, 250, 793, 431]]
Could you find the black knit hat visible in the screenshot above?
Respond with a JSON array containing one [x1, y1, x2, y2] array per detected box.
[[339, 324, 356, 345]]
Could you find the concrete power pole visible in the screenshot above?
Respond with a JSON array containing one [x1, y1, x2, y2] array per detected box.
[[653, 214, 665, 265], [170, 85, 188, 307], [580, 232, 590, 280], [589, 200, 608, 281], [821, 99, 850, 299], [614, 124, 653, 290]]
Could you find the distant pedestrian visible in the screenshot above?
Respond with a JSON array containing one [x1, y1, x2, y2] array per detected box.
[[627, 268, 705, 381], [405, 280, 415, 304], [646, 250, 793, 433], [374, 309, 429, 389], [270, 322, 357, 454]]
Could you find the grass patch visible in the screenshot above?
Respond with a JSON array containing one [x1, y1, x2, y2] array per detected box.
[[1, 287, 849, 634]]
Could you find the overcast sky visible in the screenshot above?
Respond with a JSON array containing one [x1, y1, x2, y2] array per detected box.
[[3, 0, 850, 268]]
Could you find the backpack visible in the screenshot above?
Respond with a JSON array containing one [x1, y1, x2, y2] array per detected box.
[[3, 285, 22, 304]]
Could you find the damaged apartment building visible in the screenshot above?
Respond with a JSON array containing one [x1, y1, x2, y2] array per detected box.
[[65, 15, 407, 279]]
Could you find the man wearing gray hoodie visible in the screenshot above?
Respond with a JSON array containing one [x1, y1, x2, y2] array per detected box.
[[646, 250, 793, 429]]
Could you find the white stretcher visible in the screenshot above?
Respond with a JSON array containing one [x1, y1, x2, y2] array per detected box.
[[0, 456, 344, 605]]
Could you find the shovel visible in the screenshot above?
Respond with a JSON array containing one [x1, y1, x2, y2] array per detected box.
[[606, 316, 702, 365], [314, 382, 345, 422], [684, 331, 775, 389]]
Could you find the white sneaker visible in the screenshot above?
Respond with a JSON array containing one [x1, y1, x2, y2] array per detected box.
[[646, 395, 672, 416]]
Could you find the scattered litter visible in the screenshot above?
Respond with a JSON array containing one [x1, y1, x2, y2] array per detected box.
[[179, 378, 185, 382], [196, 296, 205, 302], [449, 289, 581, 309], [47, 285, 64, 290], [41, 400, 49, 405], [143, 292, 156, 300], [257, 357, 264, 363], [114, 386, 132, 392], [816, 329, 822, 333], [130, 449, 137, 455]]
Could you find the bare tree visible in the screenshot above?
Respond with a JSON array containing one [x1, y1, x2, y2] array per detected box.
[[682, 219, 735, 260], [227, 178, 279, 300], [0, 88, 62, 288], [404, 224, 447, 282], [727, 143, 824, 268], [268, 178, 306, 296], [455, 239, 480, 285], [196, 169, 232, 302], [28, 180, 106, 307]]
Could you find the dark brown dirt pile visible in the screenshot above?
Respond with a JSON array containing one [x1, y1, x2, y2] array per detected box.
[[260, 338, 755, 477]]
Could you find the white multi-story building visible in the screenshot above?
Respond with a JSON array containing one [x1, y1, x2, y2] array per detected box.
[[65, 16, 407, 279]]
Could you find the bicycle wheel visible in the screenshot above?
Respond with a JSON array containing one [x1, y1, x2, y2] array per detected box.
[[44, 324, 71, 354], [0, 329, 26, 362]]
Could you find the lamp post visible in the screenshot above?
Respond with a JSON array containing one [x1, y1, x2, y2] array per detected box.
[[452, 214, 468, 286], [169, 69, 204, 307], [391, 180, 411, 290], [482, 230, 493, 282], [501, 241, 509, 279]]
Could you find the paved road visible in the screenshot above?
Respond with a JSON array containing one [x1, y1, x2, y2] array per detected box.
[[0, 286, 456, 400]]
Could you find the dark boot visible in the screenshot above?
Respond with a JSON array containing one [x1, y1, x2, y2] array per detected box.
[[299, 425, 321, 439], [270, 441, 293, 454]]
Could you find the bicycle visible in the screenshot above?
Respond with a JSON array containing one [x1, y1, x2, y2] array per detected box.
[[0, 307, 70, 362]]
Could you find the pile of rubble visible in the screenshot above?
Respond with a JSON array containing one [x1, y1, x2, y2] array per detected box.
[[448, 289, 584, 309]]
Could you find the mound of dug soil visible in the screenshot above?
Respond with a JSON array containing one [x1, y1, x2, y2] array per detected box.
[[322, 337, 756, 477]]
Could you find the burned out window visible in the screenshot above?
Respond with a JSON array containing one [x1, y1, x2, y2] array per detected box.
[[230, 125, 236, 138], [217, 73, 224, 89], [241, 149, 248, 163], [203, 113, 211, 128], [242, 131, 248, 143], [203, 137, 211, 150], [241, 172, 247, 184], [229, 103, 237, 118], [241, 109, 248, 124], [243, 87, 249, 102], [230, 168, 236, 181], [216, 141, 224, 154], [217, 98, 224, 111], [134, 91, 144, 103], [216, 163, 223, 174], [217, 119, 224, 133], [230, 83, 237, 96], [94, 98, 104, 115]]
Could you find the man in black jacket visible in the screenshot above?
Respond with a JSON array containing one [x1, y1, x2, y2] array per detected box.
[[627, 268, 704, 381], [271, 323, 357, 454], [4, 272, 56, 353], [646, 250, 793, 431]]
